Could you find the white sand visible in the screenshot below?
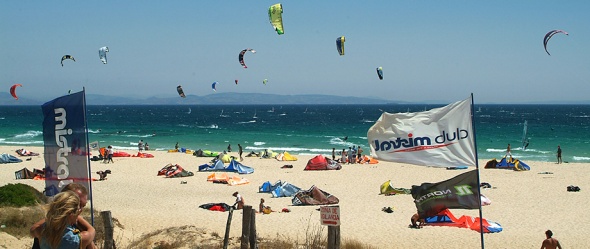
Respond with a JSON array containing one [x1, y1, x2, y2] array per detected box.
[[1, 145, 588, 249]]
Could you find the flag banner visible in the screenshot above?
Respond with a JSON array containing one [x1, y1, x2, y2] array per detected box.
[[367, 96, 476, 167], [411, 170, 480, 217], [89, 141, 99, 150], [42, 91, 89, 196]]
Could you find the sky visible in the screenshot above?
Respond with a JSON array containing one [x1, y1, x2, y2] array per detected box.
[[1, 1, 589, 104]]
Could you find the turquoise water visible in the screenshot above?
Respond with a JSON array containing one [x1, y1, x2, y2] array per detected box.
[[1, 104, 589, 163]]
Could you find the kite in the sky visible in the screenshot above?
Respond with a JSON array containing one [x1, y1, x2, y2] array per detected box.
[[177, 85, 186, 98], [336, 36, 345, 56], [263, 79, 268, 85], [239, 48, 256, 68], [10, 84, 22, 100], [235, 79, 238, 85], [212, 82, 218, 92], [543, 30, 568, 55], [268, 3, 284, 35], [376, 67, 383, 80], [61, 55, 76, 67], [99, 46, 109, 64]]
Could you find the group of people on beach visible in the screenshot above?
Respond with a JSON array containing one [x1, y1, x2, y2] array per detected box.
[[138, 139, 150, 151], [30, 183, 97, 249], [331, 145, 364, 164]]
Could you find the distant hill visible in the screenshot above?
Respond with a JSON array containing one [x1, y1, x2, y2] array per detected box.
[[1, 92, 588, 105], [0, 92, 396, 106]]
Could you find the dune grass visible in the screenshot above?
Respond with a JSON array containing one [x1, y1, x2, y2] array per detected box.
[[0, 183, 377, 249]]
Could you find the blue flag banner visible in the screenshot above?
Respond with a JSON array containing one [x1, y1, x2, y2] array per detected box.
[[42, 91, 89, 197], [411, 170, 480, 218]]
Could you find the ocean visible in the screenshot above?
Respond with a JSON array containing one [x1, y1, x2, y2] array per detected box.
[[1, 104, 589, 163]]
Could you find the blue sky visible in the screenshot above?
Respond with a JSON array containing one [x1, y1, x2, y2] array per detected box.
[[1, 1, 589, 104]]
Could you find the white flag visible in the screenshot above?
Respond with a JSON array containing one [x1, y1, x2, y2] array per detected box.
[[89, 141, 99, 151], [367, 96, 476, 167]]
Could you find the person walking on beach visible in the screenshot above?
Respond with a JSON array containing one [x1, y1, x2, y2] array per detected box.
[[505, 143, 512, 162], [107, 146, 114, 163], [557, 145, 562, 164], [175, 142, 179, 151], [238, 144, 243, 161], [540, 230, 562, 249]]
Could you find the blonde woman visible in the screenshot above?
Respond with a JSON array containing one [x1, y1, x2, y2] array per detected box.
[[30, 191, 95, 249]]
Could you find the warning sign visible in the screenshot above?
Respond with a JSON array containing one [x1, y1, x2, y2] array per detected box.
[[320, 205, 340, 226]]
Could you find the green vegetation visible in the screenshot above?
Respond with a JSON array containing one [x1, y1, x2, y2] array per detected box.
[[0, 183, 47, 207]]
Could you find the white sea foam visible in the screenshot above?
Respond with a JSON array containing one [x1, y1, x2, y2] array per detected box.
[[14, 131, 42, 139], [253, 142, 266, 146], [573, 156, 590, 161], [196, 124, 219, 129], [237, 120, 256, 124]]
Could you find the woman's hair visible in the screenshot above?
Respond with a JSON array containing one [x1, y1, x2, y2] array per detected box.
[[42, 191, 80, 248]]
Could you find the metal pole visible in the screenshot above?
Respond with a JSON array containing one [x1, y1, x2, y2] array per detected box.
[[471, 93, 485, 249]]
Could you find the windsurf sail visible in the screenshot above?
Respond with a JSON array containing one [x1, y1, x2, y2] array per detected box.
[[521, 120, 528, 150]]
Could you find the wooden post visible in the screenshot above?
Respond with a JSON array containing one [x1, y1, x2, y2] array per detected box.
[[223, 206, 235, 249], [327, 226, 341, 249], [241, 205, 252, 249], [100, 211, 115, 249], [249, 209, 257, 249]]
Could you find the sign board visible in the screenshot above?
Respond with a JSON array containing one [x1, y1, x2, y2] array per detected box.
[[320, 205, 340, 226]]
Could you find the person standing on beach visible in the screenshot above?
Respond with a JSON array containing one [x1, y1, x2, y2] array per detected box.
[[540, 230, 562, 249], [175, 142, 179, 151], [347, 147, 353, 164], [238, 144, 243, 161], [505, 143, 512, 162], [107, 146, 114, 163], [332, 148, 336, 161], [227, 144, 232, 152], [145, 142, 149, 151], [138, 140, 144, 151], [357, 146, 363, 163], [341, 149, 347, 163], [557, 145, 562, 164]]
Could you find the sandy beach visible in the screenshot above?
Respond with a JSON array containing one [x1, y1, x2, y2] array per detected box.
[[1, 145, 588, 249]]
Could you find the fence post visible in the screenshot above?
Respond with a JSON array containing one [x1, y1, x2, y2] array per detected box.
[[241, 205, 252, 249], [223, 206, 235, 249], [327, 226, 341, 249], [249, 209, 257, 249], [100, 211, 114, 249]]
